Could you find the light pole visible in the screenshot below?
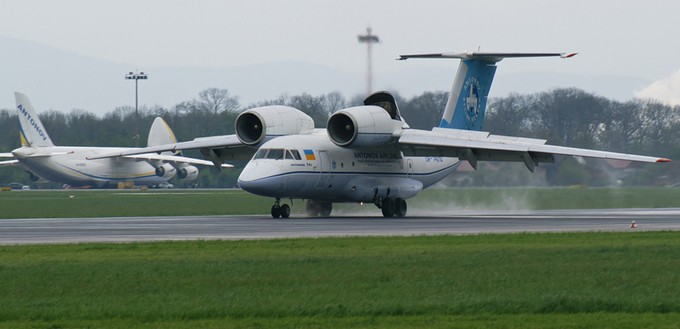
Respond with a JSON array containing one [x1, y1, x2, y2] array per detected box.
[[125, 71, 148, 146], [358, 27, 380, 96]]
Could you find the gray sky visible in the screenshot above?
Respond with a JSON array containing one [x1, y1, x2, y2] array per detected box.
[[2, 0, 680, 111]]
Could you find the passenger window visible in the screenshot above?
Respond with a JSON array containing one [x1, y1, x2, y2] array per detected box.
[[266, 149, 284, 160], [290, 150, 302, 160], [254, 149, 267, 159]]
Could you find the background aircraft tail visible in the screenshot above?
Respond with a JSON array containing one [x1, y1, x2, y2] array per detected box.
[[14, 92, 55, 147], [399, 52, 576, 131], [148, 117, 180, 155]]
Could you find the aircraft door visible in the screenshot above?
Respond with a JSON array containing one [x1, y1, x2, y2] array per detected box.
[[315, 150, 331, 188]]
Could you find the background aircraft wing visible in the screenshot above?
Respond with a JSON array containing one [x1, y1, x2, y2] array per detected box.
[[398, 128, 670, 172], [0, 153, 17, 165], [122, 153, 233, 168], [88, 134, 254, 167]]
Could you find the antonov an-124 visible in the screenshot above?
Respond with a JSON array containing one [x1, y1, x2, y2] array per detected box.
[[0, 93, 231, 188]]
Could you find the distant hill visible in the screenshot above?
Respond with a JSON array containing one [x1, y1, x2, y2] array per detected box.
[[0, 35, 651, 115]]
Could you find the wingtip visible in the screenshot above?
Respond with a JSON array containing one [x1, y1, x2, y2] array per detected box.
[[657, 158, 672, 163], [561, 52, 578, 59]]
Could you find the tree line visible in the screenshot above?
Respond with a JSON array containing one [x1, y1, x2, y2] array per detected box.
[[1, 87, 678, 188]]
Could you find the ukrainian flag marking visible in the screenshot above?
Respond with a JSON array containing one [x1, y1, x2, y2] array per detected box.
[[304, 149, 316, 160]]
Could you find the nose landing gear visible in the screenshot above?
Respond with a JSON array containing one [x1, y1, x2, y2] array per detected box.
[[271, 198, 291, 218]]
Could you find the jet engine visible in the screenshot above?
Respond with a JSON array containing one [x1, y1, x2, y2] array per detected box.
[[235, 106, 315, 146], [327, 106, 403, 148], [154, 163, 176, 179], [177, 165, 199, 181]]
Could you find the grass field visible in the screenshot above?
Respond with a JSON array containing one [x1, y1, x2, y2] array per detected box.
[[1, 232, 680, 328], [2, 187, 680, 328], [1, 186, 680, 218]]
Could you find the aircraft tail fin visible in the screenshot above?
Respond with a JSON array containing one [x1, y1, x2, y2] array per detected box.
[[148, 117, 180, 155], [399, 52, 576, 131], [14, 92, 55, 147]]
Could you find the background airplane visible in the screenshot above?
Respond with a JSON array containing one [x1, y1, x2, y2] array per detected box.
[[0, 92, 231, 188], [92, 52, 670, 217]]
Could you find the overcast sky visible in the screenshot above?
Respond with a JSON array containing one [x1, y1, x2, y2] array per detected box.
[[2, 0, 680, 108]]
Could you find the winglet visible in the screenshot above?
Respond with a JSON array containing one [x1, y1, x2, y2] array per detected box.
[[561, 52, 578, 59], [657, 158, 672, 163]]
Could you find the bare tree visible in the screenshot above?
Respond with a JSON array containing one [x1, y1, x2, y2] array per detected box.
[[197, 88, 240, 114]]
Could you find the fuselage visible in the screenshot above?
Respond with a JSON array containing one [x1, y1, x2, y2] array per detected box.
[[237, 130, 461, 202], [12, 145, 169, 187]]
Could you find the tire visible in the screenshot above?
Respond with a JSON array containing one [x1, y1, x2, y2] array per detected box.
[[381, 198, 395, 217], [280, 204, 291, 218], [306, 200, 319, 217], [271, 205, 281, 218], [319, 202, 332, 217], [395, 197, 407, 217]]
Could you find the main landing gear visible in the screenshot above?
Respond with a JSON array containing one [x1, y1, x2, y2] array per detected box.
[[378, 197, 407, 217], [306, 200, 332, 217], [271, 198, 291, 219]]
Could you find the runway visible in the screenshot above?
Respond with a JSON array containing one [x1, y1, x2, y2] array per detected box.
[[2, 208, 680, 245]]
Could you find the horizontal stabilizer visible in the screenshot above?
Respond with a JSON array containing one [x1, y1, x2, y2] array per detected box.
[[399, 52, 577, 62]]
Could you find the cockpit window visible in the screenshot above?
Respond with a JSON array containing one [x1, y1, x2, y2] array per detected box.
[[287, 149, 302, 160], [266, 149, 284, 160], [254, 149, 267, 159], [255, 148, 302, 160]]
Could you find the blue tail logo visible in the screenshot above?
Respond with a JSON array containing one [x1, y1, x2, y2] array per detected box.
[[464, 77, 481, 127], [440, 59, 497, 131]]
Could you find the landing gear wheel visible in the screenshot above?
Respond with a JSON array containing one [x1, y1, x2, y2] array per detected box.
[[280, 204, 291, 218], [306, 200, 319, 217], [394, 197, 407, 217], [381, 198, 396, 217], [319, 202, 332, 217], [271, 204, 281, 219]]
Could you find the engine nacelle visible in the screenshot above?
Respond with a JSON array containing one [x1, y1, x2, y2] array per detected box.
[[327, 106, 403, 148], [155, 163, 176, 179], [177, 165, 199, 181], [235, 106, 315, 146]]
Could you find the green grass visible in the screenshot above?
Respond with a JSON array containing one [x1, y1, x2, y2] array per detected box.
[[2, 187, 680, 218], [1, 232, 680, 328]]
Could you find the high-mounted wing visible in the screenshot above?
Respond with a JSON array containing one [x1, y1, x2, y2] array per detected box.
[[122, 153, 233, 168], [398, 128, 669, 172], [88, 134, 253, 167]]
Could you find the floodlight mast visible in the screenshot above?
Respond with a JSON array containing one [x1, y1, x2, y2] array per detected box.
[[357, 27, 379, 96], [125, 71, 148, 146]]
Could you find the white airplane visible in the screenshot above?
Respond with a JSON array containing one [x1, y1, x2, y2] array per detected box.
[[0, 92, 231, 188], [91, 52, 670, 217]]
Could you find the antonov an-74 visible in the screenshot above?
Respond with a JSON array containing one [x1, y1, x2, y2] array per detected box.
[[92, 52, 670, 217]]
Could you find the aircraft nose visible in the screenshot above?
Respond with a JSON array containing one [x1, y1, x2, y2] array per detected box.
[[237, 161, 283, 197]]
